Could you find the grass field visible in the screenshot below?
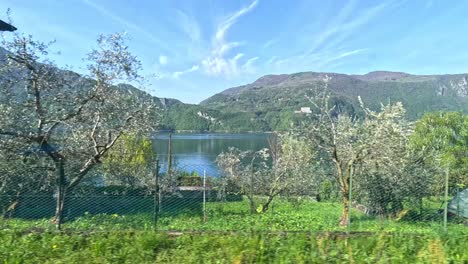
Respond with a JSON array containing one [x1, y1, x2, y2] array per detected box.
[[1, 198, 467, 263], [1, 198, 466, 235], [0, 230, 466, 263]]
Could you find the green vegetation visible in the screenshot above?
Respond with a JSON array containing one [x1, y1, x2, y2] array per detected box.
[[162, 103, 269, 132], [0, 231, 466, 263], [1, 199, 466, 262], [2, 199, 466, 234], [195, 72, 468, 132], [1, 14, 467, 262], [102, 134, 156, 188], [410, 111, 468, 187]]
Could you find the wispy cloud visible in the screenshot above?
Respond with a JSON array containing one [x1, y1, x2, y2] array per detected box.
[[172, 65, 200, 78], [81, 0, 172, 54], [267, 48, 366, 73], [321, 3, 389, 51], [317, 48, 367, 67], [214, 0, 259, 43], [201, 0, 259, 77], [302, 1, 389, 59], [262, 38, 279, 49], [175, 9, 202, 43], [303, 0, 359, 55], [242, 56, 259, 73]]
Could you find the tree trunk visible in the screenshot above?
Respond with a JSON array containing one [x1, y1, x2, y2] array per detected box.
[[340, 188, 349, 226], [249, 164, 255, 214], [53, 159, 66, 229], [248, 195, 256, 214], [261, 194, 275, 213], [3, 191, 21, 218], [418, 197, 423, 220], [335, 161, 350, 226]]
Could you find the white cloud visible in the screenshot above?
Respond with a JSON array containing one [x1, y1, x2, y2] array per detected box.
[[201, 0, 259, 77], [242, 56, 259, 73], [172, 65, 200, 78], [159, 55, 168, 65], [214, 0, 259, 44], [320, 49, 367, 66]]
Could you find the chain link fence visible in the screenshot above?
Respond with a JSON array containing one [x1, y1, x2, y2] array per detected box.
[[0, 162, 466, 234]]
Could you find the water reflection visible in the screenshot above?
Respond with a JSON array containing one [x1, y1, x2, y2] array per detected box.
[[152, 133, 270, 177]]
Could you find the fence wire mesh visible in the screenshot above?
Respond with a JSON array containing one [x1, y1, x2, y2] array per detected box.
[[0, 162, 466, 234]]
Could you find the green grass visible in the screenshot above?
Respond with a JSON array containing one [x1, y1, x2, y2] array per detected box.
[[1, 198, 467, 263], [0, 231, 466, 263], [1, 198, 466, 235]]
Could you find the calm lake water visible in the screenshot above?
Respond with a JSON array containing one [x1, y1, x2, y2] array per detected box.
[[152, 133, 270, 176]]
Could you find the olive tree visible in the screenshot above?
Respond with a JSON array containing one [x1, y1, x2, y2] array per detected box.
[[0, 141, 55, 217], [0, 33, 157, 226], [353, 102, 420, 216], [306, 76, 411, 225], [216, 133, 319, 214]]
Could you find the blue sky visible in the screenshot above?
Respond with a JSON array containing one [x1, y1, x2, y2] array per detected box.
[[2, 0, 468, 103]]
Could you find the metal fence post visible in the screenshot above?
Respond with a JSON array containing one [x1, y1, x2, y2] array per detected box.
[[56, 158, 65, 230], [153, 159, 160, 230], [347, 165, 354, 235], [203, 169, 207, 223], [443, 167, 449, 232], [456, 185, 460, 219]]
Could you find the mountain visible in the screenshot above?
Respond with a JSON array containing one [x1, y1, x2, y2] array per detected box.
[[201, 71, 468, 131], [0, 47, 190, 131], [3, 43, 467, 132]]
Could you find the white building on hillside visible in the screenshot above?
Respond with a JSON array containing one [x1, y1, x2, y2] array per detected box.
[[294, 107, 312, 114]]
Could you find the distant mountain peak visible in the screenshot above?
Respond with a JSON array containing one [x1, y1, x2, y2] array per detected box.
[[251, 74, 290, 86], [354, 71, 412, 81], [249, 71, 416, 87]]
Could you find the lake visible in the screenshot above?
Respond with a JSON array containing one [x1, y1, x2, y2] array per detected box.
[[152, 133, 271, 177]]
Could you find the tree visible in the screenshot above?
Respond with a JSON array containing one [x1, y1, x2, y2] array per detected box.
[[410, 112, 468, 189], [101, 133, 156, 189], [216, 147, 270, 214], [0, 141, 55, 217], [0, 33, 157, 227], [216, 133, 319, 214], [306, 76, 410, 225], [265, 133, 321, 208], [353, 105, 420, 216]]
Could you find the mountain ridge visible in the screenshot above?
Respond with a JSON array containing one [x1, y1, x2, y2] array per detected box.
[[199, 70, 468, 131], [2, 43, 466, 132], [202, 70, 468, 104]]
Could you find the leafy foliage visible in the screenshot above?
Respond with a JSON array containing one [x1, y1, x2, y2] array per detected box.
[[101, 133, 156, 189], [410, 112, 468, 187]]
